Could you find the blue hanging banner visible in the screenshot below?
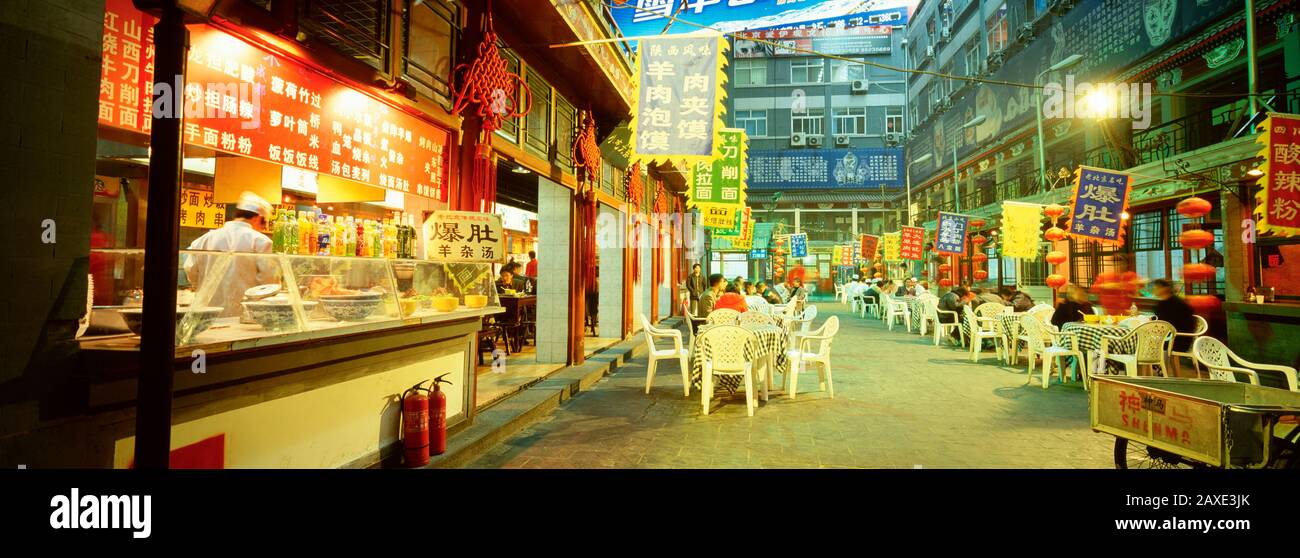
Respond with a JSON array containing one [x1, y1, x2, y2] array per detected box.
[[748, 248, 768, 260], [789, 233, 808, 258], [935, 212, 969, 255], [1068, 165, 1132, 245]]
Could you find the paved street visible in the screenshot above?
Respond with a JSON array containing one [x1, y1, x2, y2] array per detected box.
[[467, 303, 1116, 469]]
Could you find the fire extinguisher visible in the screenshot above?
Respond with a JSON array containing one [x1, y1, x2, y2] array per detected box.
[[430, 373, 453, 456], [400, 380, 431, 467]]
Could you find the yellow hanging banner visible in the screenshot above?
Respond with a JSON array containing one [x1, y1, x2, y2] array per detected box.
[[881, 232, 902, 261], [699, 203, 739, 229], [1001, 202, 1045, 259]]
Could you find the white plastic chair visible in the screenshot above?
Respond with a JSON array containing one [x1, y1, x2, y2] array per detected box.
[[698, 325, 767, 416], [786, 305, 818, 348], [917, 294, 937, 336], [1193, 336, 1298, 391], [925, 296, 961, 346], [966, 305, 1005, 363], [834, 283, 845, 304], [1101, 320, 1176, 378], [639, 314, 690, 397], [1170, 315, 1209, 375], [859, 290, 880, 319], [786, 316, 839, 399], [1020, 313, 1087, 389], [745, 296, 770, 315], [706, 308, 741, 325], [881, 293, 911, 332], [738, 311, 775, 326]]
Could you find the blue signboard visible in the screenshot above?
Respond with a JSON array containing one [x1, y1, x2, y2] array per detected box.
[[789, 233, 808, 258], [935, 212, 968, 255], [1068, 166, 1131, 244], [748, 147, 904, 190], [610, 0, 911, 41], [749, 248, 769, 259]]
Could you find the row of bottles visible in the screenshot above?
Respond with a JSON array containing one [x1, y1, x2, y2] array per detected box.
[[271, 208, 419, 259]]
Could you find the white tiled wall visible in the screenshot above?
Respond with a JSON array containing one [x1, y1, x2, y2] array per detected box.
[[535, 177, 571, 364], [598, 205, 623, 339]]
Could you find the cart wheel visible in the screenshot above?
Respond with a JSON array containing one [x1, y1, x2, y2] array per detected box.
[[1113, 438, 1195, 469]]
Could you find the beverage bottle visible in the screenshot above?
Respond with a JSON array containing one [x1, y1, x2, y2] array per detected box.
[[370, 220, 381, 258], [345, 217, 357, 257], [385, 218, 397, 258], [286, 210, 299, 254], [333, 216, 346, 256], [304, 211, 317, 255], [272, 209, 285, 253], [317, 213, 331, 256], [355, 218, 367, 257]]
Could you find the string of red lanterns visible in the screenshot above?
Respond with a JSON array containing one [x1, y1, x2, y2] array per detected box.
[[1176, 195, 1221, 314]]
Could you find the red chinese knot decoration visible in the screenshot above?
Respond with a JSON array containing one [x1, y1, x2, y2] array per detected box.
[[572, 110, 602, 188]]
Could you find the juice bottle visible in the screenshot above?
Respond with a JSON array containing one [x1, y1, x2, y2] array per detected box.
[[369, 220, 380, 258], [271, 209, 285, 253], [302, 211, 316, 255], [384, 218, 397, 258], [345, 217, 357, 257], [285, 210, 299, 254], [333, 216, 346, 256], [355, 218, 367, 257], [317, 213, 331, 256]]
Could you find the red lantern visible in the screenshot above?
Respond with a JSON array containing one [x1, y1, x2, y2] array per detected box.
[[973, 253, 989, 263], [1044, 204, 1065, 219], [1182, 263, 1217, 283], [1043, 227, 1067, 241], [921, 270, 929, 277], [938, 263, 952, 273], [970, 218, 987, 229], [1180, 229, 1214, 249], [973, 270, 989, 281], [873, 272, 883, 279], [1187, 295, 1222, 316], [1176, 196, 1212, 219], [939, 278, 954, 287], [971, 234, 988, 246], [1045, 274, 1068, 289], [873, 263, 884, 270], [1045, 250, 1067, 265]]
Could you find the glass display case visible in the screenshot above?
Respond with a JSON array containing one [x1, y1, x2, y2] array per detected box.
[[86, 249, 501, 350]]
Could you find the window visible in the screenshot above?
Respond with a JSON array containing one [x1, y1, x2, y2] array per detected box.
[[495, 48, 521, 144], [830, 58, 865, 82], [791, 108, 824, 136], [1068, 238, 1123, 289], [301, 0, 392, 71], [402, 0, 459, 106], [832, 107, 866, 136], [964, 40, 982, 75], [790, 58, 825, 84], [711, 252, 749, 278], [886, 106, 904, 133], [735, 59, 767, 86], [986, 1, 1009, 54], [524, 70, 551, 159], [735, 110, 768, 137], [554, 96, 576, 169]]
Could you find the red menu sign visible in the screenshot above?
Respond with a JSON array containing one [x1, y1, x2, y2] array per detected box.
[[97, 1, 451, 201], [900, 226, 925, 260], [860, 234, 879, 260], [1259, 113, 1300, 236], [99, 0, 156, 133]]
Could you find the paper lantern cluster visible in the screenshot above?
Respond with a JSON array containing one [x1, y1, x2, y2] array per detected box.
[[1042, 205, 1070, 291], [1176, 196, 1217, 298]]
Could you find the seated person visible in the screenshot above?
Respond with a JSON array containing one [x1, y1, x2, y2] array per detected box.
[[697, 273, 725, 317], [759, 283, 783, 305], [912, 278, 929, 296], [1151, 278, 1197, 353], [973, 287, 1006, 306], [938, 286, 973, 342], [713, 283, 749, 313], [1050, 283, 1095, 328], [863, 280, 883, 305], [999, 286, 1035, 312], [786, 278, 806, 303], [495, 268, 516, 294]]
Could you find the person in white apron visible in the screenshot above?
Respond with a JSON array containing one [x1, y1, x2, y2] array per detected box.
[[183, 192, 276, 317]]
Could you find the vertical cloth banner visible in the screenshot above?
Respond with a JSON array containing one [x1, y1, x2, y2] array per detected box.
[[1255, 113, 1300, 236], [687, 128, 747, 208], [789, 233, 808, 258], [832, 245, 843, 265], [700, 204, 740, 229], [881, 232, 902, 261], [935, 212, 969, 254], [1001, 202, 1045, 259], [860, 234, 880, 260], [841, 243, 853, 265], [899, 226, 925, 260], [630, 35, 729, 164], [1068, 165, 1132, 245]]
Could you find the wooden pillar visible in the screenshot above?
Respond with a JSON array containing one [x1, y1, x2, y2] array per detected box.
[[568, 192, 587, 365], [450, 0, 487, 212]]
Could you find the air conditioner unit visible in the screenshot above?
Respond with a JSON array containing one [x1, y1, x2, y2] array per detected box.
[[942, 26, 952, 39], [884, 132, 903, 144], [834, 135, 851, 147], [790, 133, 806, 146], [925, 45, 936, 58], [851, 79, 869, 93], [807, 135, 823, 147]]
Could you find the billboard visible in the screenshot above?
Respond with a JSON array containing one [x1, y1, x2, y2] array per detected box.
[[748, 147, 904, 190], [610, 0, 912, 43]]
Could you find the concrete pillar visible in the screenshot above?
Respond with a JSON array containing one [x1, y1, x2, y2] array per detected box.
[[535, 177, 571, 364], [640, 220, 654, 322], [1221, 188, 1247, 301], [598, 205, 623, 339]]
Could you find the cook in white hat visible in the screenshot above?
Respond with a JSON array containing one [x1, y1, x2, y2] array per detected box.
[[184, 191, 277, 316]]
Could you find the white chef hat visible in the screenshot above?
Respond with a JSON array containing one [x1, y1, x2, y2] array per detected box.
[[235, 191, 272, 220]]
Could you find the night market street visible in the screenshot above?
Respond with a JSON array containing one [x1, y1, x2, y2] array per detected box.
[[468, 303, 1114, 469]]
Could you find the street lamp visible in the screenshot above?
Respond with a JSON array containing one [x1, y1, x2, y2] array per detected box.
[[906, 153, 932, 226], [1035, 54, 1084, 192], [952, 114, 986, 212]]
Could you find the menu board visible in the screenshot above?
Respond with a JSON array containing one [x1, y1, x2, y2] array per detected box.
[[179, 187, 222, 229], [900, 226, 925, 260], [97, 0, 451, 201]]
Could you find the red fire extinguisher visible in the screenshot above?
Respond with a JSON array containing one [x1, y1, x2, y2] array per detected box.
[[400, 380, 431, 467], [430, 373, 453, 456]]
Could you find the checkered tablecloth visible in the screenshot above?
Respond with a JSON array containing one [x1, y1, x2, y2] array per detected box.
[[998, 313, 1025, 347], [1061, 322, 1138, 375], [905, 297, 925, 331], [691, 324, 788, 393]]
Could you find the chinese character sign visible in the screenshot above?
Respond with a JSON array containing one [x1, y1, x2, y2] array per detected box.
[[179, 188, 222, 229], [631, 35, 728, 163], [1001, 202, 1044, 259], [881, 232, 901, 261], [860, 234, 879, 260], [899, 226, 925, 260], [1256, 113, 1300, 236], [1068, 166, 1131, 245], [789, 233, 808, 258], [687, 128, 747, 208], [699, 204, 739, 229], [423, 211, 506, 263], [840, 244, 852, 265], [99, 0, 156, 134], [935, 213, 968, 254], [749, 148, 905, 190]]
